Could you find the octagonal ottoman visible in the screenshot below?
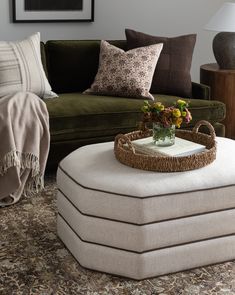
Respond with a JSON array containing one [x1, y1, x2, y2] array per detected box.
[[56, 137, 235, 280]]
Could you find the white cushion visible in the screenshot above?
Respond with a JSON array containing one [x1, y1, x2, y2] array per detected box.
[[0, 32, 57, 99], [57, 137, 235, 279], [57, 137, 235, 224], [58, 216, 235, 280], [57, 167, 235, 224], [58, 191, 235, 252], [59, 137, 235, 197]]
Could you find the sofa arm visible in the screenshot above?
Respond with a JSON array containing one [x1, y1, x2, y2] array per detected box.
[[191, 82, 211, 100]]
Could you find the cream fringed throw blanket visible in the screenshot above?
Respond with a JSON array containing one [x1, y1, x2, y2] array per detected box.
[[0, 92, 50, 206]]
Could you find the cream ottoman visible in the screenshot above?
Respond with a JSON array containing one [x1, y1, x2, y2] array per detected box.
[[57, 137, 235, 280]]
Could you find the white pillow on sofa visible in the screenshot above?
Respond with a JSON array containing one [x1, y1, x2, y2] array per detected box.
[[0, 32, 57, 99]]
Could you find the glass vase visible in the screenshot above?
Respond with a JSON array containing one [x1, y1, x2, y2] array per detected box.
[[153, 123, 175, 146]]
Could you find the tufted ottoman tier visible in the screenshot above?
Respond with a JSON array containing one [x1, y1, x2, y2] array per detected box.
[[57, 137, 235, 280]]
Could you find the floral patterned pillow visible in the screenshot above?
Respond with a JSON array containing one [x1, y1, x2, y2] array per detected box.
[[84, 40, 163, 100]]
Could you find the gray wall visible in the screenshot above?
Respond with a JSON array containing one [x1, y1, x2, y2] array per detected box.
[[1, 0, 226, 82]]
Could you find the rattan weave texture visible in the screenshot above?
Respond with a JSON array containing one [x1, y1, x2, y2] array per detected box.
[[114, 120, 216, 172]]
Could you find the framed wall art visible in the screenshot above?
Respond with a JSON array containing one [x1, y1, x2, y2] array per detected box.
[[13, 0, 94, 22]]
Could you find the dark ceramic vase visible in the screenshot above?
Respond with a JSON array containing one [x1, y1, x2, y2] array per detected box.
[[213, 32, 235, 69]]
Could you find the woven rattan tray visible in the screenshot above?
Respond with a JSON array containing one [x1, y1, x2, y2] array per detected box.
[[114, 120, 217, 172]]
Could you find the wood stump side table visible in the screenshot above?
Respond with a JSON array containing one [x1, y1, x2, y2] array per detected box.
[[200, 63, 235, 139]]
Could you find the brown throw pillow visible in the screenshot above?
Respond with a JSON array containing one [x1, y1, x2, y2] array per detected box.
[[125, 29, 196, 97], [84, 40, 163, 100]]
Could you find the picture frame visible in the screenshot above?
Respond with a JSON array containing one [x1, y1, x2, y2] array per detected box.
[[13, 0, 94, 23]]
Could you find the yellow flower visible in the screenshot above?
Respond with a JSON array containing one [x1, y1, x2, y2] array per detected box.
[[141, 99, 192, 130], [177, 99, 186, 104], [174, 117, 183, 128], [177, 99, 187, 107], [153, 102, 164, 111], [172, 108, 181, 118], [141, 105, 149, 113]]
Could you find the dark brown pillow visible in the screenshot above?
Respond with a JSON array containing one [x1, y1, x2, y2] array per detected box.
[[125, 29, 196, 97]]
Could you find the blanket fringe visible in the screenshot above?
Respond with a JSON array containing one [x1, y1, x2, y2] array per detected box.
[[0, 150, 44, 196]]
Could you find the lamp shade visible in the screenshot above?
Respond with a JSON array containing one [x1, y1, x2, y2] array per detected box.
[[205, 2, 235, 69], [205, 2, 235, 32]]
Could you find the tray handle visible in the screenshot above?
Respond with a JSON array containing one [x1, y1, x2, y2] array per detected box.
[[192, 120, 216, 140], [114, 134, 136, 154]]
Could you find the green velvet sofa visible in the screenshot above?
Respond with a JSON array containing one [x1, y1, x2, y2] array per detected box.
[[40, 40, 226, 169]]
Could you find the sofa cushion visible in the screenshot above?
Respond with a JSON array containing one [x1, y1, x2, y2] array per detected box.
[[45, 93, 225, 142], [0, 33, 56, 99], [125, 29, 196, 98], [45, 40, 126, 93], [84, 40, 163, 100]]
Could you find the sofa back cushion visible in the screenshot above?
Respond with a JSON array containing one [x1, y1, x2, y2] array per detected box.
[[125, 29, 196, 98], [84, 40, 163, 100], [45, 40, 126, 93], [0, 32, 56, 99]]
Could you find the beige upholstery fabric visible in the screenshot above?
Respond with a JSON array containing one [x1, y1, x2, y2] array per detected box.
[[0, 33, 57, 99], [58, 216, 235, 280], [84, 40, 163, 100], [59, 138, 235, 197], [57, 168, 235, 224], [57, 137, 235, 223], [57, 137, 235, 279], [58, 192, 235, 252]]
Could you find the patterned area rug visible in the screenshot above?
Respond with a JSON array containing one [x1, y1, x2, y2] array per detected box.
[[1, 175, 235, 295]]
